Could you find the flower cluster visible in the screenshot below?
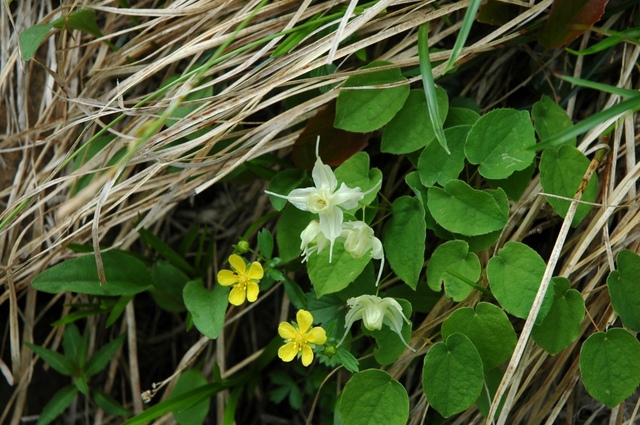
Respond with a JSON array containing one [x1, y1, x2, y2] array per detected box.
[[217, 254, 263, 306], [277, 309, 327, 367]]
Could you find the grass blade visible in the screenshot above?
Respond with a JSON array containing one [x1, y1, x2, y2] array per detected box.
[[443, 0, 482, 74]]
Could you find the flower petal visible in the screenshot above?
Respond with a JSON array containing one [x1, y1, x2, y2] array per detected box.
[[332, 183, 364, 210], [217, 270, 238, 286], [306, 326, 327, 345], [300, 344, 314, 367], [311, 157, 337, 191], [247, 262, 264, 280], [228, 286, 246, 306], [285, 187, 317, 211], [228, 254, 246, 275], [278, 342, 298, 362], [278, 322, 298, 340], [296, 309, 314, 334], [319, 207, 343, 245], [246, 282, 260, 302]]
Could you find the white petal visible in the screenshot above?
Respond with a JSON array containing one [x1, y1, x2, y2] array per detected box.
[[284, 187, 317, 211], [311, 157, 338, 191], [332, 183, 364, 210]]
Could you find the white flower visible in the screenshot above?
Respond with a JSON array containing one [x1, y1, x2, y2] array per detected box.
[[299, 220, 329, 262], [341, 221, 383, 260], [341, 295, 414, 350]]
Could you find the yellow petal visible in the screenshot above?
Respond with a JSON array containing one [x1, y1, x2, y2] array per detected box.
[[228, 286, 246, 306], [247, 261, 264, 280], [296, 309, 313, 334], [217, 269, 238, 286], [228, 254, 246, 274], [278, 322, 298, 340], [305, 326, 327, 345], [278, 342, 298, 362], [300, 344, 314, 367], [246, 282, 259, 302]]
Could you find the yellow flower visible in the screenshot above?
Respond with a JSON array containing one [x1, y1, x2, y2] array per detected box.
[[217, 254, 263, 306], [278, 309, 327, 367]]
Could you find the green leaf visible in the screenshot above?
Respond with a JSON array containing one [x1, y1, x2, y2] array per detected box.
[[150, 262, 189, 312], [71, 135, 116, 196], [423, 333, 484, 418], [334, 152, 382, 206], [106, 295, 132, 328], [257, 228, 274, 259], [183, 280, 229, 339], [441, 302, 517, 370], [363, 299, 412, 365], [465, 108, 536, 179], [266, 169, 307, 211], [32, 251, 152, 296], [139, 228, 196, 276], [335, 61, 410, 132], [85, 333, 126, 377], [171, 369, 210, 425], [282, 276, 307, 310], [486, 161, 536, 202], [382, 196, 426, 289], [426, 240, 480, 302], [417, 125, 469, 187], [62, 324, 85, 369], [25, 342, 74, 376], [381, 88, 449, 154], [74, 375, 89, 396], [336, 347, 359, 373], [444, 107, 480, 127], [93, 390, 130, 416], [19, 23, 53, 61], [276, 204, 314, 262], [427, 180, 508, 236], [487, 242, 554, 322], [36, 386, 78, 425], [580, 328, 640, 408], [539, 145, 598, 226], [532, 95, 576, 146], [567, 28, 640, 56], [52, 9, 103, 38], [339, 369, 409, 425], [607, 250, 640, 331], [308, 242, 371, 298], [532, 277, 585, 355]]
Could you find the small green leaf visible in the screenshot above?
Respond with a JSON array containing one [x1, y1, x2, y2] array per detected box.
[[308, 242, 371, 297], [465, 108, 536, 179], [334, 152, 382, 206], [283, 276, 307, 310], [539, 145, 598, 226], [183, 280, 229, 339], [487, 242, 554, 321], [335, 61, 410, 132], [580, 328, 640, 408], [52, 9, 103, 38], [266, 169, 307, 211], [417, 125, 469, 187], [62, 324, 85, 368], [276, 204, 314, 262], [427, 180, 508, 236], [32, 251, 152, 296], [532, 277, 585, 355], [19, 23, 53, 61], [423, 333, 484, 418], [532, 95, 576, 146], [36, 386, 78, 425], [171, 369, 210, 425], [426, 240, 480, 302], [441, 302, 517, 369], [85, 332, 126, 377], [607, 250, 640, 331], [382, 196, 426, 289], [25, 342, 74, 376], [336, 347, 359, 373], [339, 369, 409, 425], [381, 88, 449, 154], [93, 390, 130, 416], [150, 262, 189, 312], [257, 229, 274, 259]]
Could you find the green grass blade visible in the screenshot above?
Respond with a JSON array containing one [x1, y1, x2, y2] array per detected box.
[[556, 74, 640, 98], [443, 0, 482, 74], [566, 27, 640, 56], [418, 23, 449, 154]]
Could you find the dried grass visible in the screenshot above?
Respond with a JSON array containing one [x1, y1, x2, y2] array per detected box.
[[1, 0, 639, 423]]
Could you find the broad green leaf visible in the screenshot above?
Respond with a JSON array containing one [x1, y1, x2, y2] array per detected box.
[[171, 369, 210, 425], [423, 333, 484, 418], [275, 204, 314, 262], [607, 250, 640, 331], [418, 125, 469, 187], [539, 145, 598, 226], [532, 95, 576, 146], [427, 180, 508, 236], [465, 108, 536, 179], [538, 0, 608, 49], [150, 262, 189, 312], [477, 0, 512, 25], [307, 292, 343, 338], [85, 333, 126, 377], [93, 390, 130, 416], [334, 152, 382, 206], [381, 88, 449, 154], [266, 169, 307, 211], [487, 242, 554, 321], [19, 23, 53, 61], [335, 61, 410, 132], [532, 277, 585, 355], [444, 107, 480, 127], [52, 9, 102, 38], [580, 328, 640, 408], [32, 251, 152, 296], [257, 228, 274, 259], [363, 299, 412, 365], [183, 280, 229, 339], [441, 302, 517, 369], [339, 369, 409, 425], [25, 342, 74, 376], [426, 240, 480, 302], [36, 386, 78, 425], [486, 161, 536, 201], [382, 196, 426, 289], [308, 242, 371, 297]]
